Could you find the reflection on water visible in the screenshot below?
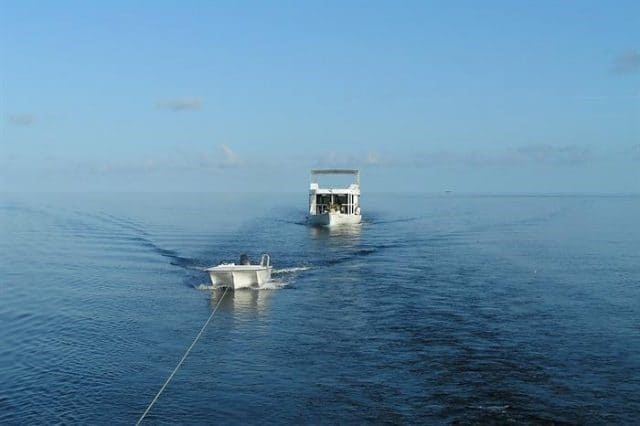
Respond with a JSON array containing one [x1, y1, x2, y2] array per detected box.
[[308, 223, 362, 246], [210, 287, 273, 314]]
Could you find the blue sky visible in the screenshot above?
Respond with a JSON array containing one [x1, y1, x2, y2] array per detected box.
[[1, 1, 638, 192]]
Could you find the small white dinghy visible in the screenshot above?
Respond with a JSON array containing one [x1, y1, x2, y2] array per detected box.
[[205, 254, 272, 290]]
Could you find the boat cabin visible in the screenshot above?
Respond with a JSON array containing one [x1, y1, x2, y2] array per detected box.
[[308, 169, 362, 225]]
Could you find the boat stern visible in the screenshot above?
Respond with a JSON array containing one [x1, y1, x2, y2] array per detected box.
[[308, 212, 362, 226], [207, 267, 272, 290]]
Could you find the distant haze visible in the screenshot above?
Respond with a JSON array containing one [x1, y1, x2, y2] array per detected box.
[[1, 1, 638, 193]]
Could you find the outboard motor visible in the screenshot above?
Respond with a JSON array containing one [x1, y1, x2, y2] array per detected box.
[[239, 254, 251, 265]]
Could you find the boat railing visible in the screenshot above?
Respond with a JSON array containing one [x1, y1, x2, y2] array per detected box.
[[314, 203, 357, 215], [260, 253, 270, 267]]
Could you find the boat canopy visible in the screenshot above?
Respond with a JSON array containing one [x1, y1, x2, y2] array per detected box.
[[310, 169, 360, 184]]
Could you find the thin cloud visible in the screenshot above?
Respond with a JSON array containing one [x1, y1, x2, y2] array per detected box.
[[7, 114, 36, 126], [364, 152, 380, 165], [515, 144, 592, 165], [612, 50, 640, 74], [219, 144, 242, 167], [156, 97, 204, 111], [69, 144, 244, 175], [412, 144, 593, 168], [185, 145, 243, 169], [314, 151, 383, 168]]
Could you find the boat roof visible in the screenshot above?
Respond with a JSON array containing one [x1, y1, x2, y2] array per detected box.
[[310, 169, 359, 175], [310, 169, 360, 185]]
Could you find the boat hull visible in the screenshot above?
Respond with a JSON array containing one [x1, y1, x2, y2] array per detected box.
[[207, 267, 272, 290], [308, 213, 362, 226]]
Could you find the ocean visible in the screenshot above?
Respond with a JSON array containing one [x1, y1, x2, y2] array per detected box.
[[1, 192, 639, 424]]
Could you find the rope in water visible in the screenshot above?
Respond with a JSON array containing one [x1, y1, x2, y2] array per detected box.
[[136, 286, 229, 425]]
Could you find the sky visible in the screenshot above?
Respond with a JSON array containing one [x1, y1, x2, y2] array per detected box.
[[1, 0, 638, 193]]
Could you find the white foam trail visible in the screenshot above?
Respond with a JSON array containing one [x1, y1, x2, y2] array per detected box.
[[193, 283, 215, 290], [190, 266, 209, 271], [258, 279, 288, 290], [273, 266, 311, 274]]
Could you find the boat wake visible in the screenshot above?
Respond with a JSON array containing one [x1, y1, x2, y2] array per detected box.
[[193, 283, 216, 290], [257, 279, 289, 290], [273, 266, 311, 274]]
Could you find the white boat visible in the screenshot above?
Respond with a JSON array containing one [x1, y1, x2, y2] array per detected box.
[[205, 254, 272, 290], [308, 169, 362, 226]]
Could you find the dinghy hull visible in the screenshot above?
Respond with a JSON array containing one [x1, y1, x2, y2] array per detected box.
[[207, 266, 272, 290]]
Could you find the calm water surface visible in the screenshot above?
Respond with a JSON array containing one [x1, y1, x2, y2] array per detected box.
[[1, 193, 639, 424]]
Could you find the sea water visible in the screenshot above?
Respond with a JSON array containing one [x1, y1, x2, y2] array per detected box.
[[1, 192, 639, 424]]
